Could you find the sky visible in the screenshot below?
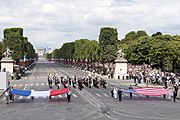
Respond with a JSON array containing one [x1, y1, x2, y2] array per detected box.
[[0, 0, 180, 49]]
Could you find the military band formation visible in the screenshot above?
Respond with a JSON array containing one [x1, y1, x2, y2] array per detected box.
[[4, 72, 179, 104]]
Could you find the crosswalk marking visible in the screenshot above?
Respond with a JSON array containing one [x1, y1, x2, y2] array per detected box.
[[95, 93, 101, 97], [103, 93, 109, 97], [19, 84, 22, 87], [2, 97, 6, 101], [19, 96, 23, 99], [36, 84, 39, 86], [30, 84, 33, 86], [58, 95, 62, 98], [27, 96, 31, 99], [72, 94, 77, 97], [37, 77, 39, 78], [41, 83, 44, 85]]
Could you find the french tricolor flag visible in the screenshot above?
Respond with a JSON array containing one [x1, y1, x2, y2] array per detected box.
[[10, 88, 69, 97]]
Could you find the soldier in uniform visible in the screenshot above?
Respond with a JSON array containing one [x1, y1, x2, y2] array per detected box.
[[129, 85, 133, 98], [67, 89, 72, 102], [118, 88, 122, 101]]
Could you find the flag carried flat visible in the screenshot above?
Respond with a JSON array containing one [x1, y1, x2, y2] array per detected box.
[[133, 87, 171, 96], [11, 88, 69, 97]]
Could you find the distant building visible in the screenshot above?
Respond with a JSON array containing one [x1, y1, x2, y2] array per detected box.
[[35, 48, 46, 56], [47, 49, 54, 54]]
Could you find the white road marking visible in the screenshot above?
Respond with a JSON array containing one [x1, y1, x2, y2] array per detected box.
[[114, 83, 119, 86], [41, 83, 44, 86], [33, 77, 35, 79], [19, 84, 22, 87], [19, 96, 23, 99], [43, 96, 47, 98], [72, 94, 77, 97], [41, 77, 43, 78], [26, 96, 31, 99], [37, 77, 39, 79], [95, 93, 101, 97], [103, 93, 109, 97], [13, 85, 17, 87], [30, 84, 33, 86], [25, 84, 28, 86], [109, 83, 114, 85], [46, 83, 49, 85], [2, 97, 6, 101], [36, 84, 39, 86], [58, 95, 62, 98]]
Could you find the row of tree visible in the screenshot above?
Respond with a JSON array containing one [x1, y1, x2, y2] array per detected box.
[[47, 27, 180, 71], [47, 27, 118, 63], [0, 28, 37, 62], [120, 31, 180, 71]]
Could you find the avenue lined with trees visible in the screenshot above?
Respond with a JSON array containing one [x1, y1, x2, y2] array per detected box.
[[47, 27, 180, 72]]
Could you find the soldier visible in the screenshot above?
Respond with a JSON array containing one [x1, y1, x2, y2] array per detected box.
[[67, 89, 72, 102], [9, 86, 14, 101], [60, 75, 64, 84], [118, 88, 122, 101], [129, 85, 133, 98], [47, 73, 52, 89], [111, 86, 114, 97], [56, 77, 60, 89], [173, 85, 179, 102]]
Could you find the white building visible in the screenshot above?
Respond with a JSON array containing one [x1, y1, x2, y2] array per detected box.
[[35, 48, 46, 56]]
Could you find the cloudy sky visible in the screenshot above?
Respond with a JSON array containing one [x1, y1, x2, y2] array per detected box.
[[0, 0, 180, 49]]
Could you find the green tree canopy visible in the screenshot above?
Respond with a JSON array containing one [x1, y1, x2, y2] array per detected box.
[[99, 27, 118, 63]]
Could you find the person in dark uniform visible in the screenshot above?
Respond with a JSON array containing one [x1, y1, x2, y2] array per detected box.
[[9, 86, 14, 101], [67, 89, 72, 102], [118, 88, 122, 101], [173, 90, 176, 102], [111, 86, 114, 97], [129, 85, 133, 98], [173, 85, 178, 102]]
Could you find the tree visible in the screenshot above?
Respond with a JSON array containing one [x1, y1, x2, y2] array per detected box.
[[2, 28, 36, 61], [60, 42, 75, 60], [98, 27, 118, 63]]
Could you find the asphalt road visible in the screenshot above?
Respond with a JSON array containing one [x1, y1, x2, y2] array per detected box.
[[0, 56, 179, 120]]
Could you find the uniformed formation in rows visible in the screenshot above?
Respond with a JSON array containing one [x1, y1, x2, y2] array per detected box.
[[47, 73, 107, 90]]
